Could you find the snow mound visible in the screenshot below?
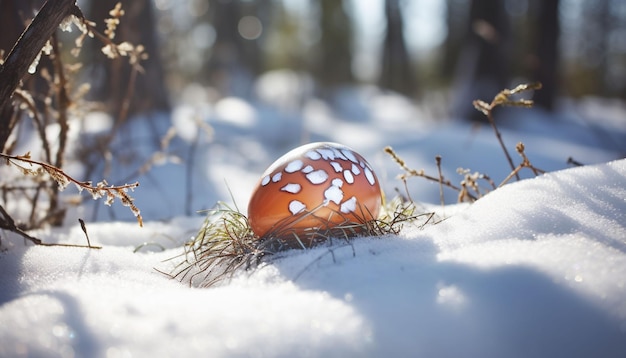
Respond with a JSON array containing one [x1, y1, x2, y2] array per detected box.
[[1, 159, 625, 357]]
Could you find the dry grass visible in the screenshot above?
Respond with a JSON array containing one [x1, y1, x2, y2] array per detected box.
[[167, 196, 434, 287]]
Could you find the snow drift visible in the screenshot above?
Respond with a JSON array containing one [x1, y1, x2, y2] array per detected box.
[[1, 158, 625, 357]]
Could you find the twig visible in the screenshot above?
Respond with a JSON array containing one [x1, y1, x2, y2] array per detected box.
[[384, 146, 477, 201], [12, 90, 53, 164], [51, 32, 71, 170], [435, 155, 445, 207], [1, 152, 143, 226], [0, 0, 79, 111], [0, 204, 42, 245], [473, 82, 542, 182], [498, 142, 545, 187], [473, 100, 519, 180], [78, 218, 92, 247], [567, 157, 584, 167]]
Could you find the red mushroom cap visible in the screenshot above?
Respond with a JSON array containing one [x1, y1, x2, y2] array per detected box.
[[247, 142, 382, 242]]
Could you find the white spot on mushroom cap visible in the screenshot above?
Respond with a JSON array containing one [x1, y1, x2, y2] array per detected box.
[[342, 149, 358, 163], [324, 183, 344, 205], [261, 175, 270, 186], [306, 151, 321, 160], [351, 163, 361, 176], [302, 165, 314, 174], [364, 167, 376, 185], [285, 160, 303, 173], [340, 196, 357, 213], [332, 178, 343, 187], [306, 169, 329, 185], [317, 148, 336, 160], [272, 172, 282, 183], [331, 148, 348, 160], [281, 183, 301, 194], [343, 170, 354, 184], [330, 161, 343, 173], [289, 200, 306, 215]]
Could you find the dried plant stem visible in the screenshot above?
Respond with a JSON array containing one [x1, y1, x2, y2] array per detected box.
[[498, 142, 545, 187], [0, 204, 42, 245], [12, 90, 53, 163], [1, 204, 100, 248], [384, 146, 477, 201], [435, 155, 445, 207], [37, 242, 102, 249], [47, 33, 72, 225], [51, 33, 70, 170], [473, 82, 543, 182], [485, 105, 518, 180], [567, 157, 584, 167], [1, 152, 143, 227]]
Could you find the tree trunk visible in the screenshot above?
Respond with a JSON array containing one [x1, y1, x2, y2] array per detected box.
[[312, 0, 353, 90], [379, 0, 416, 96], [530, 0, 560, 110], [441, 0, 469, 87], [0, 0, 77, 150], [450, 0, 510, 121], [204, 0, 264, 97]]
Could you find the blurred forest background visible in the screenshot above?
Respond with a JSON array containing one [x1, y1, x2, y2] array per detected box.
[[2, 0, 625, 121], [1, 0, 626, 229]]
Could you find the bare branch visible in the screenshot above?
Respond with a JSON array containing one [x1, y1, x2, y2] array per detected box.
[[1, 152, 143, 227], [0, 0, 79, 111]]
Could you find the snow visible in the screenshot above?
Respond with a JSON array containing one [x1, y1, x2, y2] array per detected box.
[[1, 77, 626, 357]]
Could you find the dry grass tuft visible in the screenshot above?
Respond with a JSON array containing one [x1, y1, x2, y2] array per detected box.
[[167, 197, 433, 287]]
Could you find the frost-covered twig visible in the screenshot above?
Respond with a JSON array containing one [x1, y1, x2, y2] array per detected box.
[[1, 152, 143, 227]]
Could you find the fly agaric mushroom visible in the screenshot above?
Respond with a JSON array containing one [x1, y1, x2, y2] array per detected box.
[[247, 142, 382, 245]]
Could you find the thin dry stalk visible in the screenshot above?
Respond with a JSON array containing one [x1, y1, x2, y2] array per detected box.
[[473, 82, 543, 181], [384, 146, 477, 202], [0, 204, 101, 248], [498, 142, 546, 187], [1, 152, 143, 227], [435, 155, 445, 208], [386, 82, 545, 205]]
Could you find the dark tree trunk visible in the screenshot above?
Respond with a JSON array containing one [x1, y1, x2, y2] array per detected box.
[[0, 0, 41, 56], [451, 0, 510, 121], [441, 0, 470, 86], [312, 0, 353, 90], [379, 0, 416, 96], [530, 0, 560, 110], [0, 0, 76, 150], [204, 0, 263, 97]]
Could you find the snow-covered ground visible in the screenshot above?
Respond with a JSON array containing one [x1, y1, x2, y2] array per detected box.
[[1, 76, 626, 357]]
